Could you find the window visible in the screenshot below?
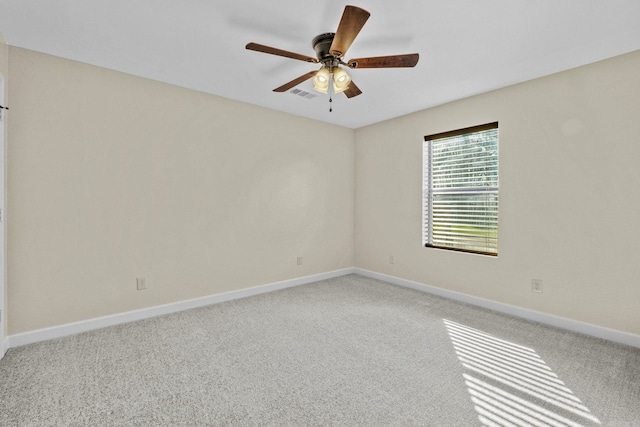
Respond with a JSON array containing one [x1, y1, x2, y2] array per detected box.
[[423, 122, 499, 255]]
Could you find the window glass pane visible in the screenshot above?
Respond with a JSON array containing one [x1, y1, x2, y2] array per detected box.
[[431, 192, 498, 253]]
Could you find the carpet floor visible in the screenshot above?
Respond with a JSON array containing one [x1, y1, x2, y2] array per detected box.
[[1, 274, 639, 426]]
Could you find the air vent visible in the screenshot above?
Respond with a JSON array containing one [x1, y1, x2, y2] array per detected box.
[[289, 89, 317, 100]]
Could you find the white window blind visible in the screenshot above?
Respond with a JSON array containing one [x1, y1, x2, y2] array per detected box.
[[423, 122, 499, 255]]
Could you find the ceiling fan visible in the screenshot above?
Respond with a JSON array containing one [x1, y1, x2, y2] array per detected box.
[[246, 5, 419, 110]]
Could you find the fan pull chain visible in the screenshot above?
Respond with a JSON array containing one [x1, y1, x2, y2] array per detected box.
[[329, 74, 333, 112]]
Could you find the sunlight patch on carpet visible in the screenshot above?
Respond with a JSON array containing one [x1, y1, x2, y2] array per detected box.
[[444, 319, 601, 427]]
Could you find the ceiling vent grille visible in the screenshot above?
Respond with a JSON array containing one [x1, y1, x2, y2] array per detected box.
[[290, 89, 317, 100]]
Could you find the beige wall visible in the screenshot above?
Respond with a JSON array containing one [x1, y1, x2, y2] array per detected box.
[[355, 50, 640, 335], [6, 44, 640, 338], [0, 32, 7, 342], [7, 47, 354, 334]]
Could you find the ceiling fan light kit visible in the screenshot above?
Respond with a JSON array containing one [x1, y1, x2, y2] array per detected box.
[[246, 5, 419, 111], [312, 66, 351, 95]]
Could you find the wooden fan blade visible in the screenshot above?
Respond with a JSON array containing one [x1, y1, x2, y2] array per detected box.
[[344, 80, 362, 98], [246, 42, 318, 63], [347, 53, 419, 69], [329, 6, 370, 58], [273, 70, 319, 92]]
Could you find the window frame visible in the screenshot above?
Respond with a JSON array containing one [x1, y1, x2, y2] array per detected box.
[[423, 122, 499, 256]]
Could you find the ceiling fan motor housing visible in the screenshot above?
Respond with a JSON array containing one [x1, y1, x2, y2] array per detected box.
[[312, 33, 338, 65]]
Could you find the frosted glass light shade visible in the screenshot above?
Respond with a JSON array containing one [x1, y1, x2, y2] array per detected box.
[[332, 67, 351, 94], [313, 68, 330, 93]]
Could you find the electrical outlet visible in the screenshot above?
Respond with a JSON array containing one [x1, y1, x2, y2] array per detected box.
[[136, 277, 147, 291], [531, 279, 542, 293], [297, 256, 303, 266], [389, 255, 395, 264]]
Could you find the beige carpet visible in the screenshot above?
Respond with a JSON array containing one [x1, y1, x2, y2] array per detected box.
[[1, 274, 639, 426]]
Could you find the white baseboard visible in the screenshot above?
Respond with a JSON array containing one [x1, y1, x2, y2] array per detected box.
[[1, 336, 7, 359], [9, 267, 639, 350], [355, 268, 640, 349], [8, 268, 355, 349]]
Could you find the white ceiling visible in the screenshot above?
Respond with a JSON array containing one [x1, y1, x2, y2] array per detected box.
[[1, 0, 639, 129]]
